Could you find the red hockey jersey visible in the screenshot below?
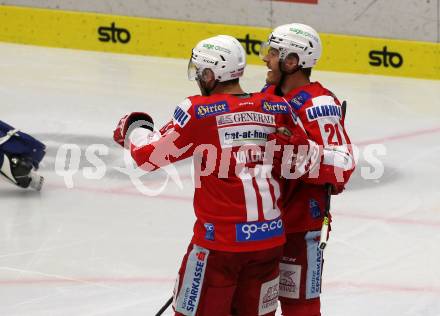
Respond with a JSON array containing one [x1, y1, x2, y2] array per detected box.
[[262, 82, 355, 233], [128, 93, 305, 252]]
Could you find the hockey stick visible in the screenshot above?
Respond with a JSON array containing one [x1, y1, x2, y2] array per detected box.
[[155, 297, 173, 316], [318, 100, 347, 251], [318, 184, 332, 250], [341, 100, 347, 120]]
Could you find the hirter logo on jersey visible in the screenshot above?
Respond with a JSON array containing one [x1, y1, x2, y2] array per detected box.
[[262, 101, 289, 114], [306, 104, 342, 121], [289, 91, 311, 110], [195, 102, 230, 119]]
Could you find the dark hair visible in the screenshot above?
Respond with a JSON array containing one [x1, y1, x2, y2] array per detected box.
[[300, 67, 312, 79], [220, 78, 239, 85]]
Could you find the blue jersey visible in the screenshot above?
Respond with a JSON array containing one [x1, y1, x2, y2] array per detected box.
[[0, 120, 46, 169]]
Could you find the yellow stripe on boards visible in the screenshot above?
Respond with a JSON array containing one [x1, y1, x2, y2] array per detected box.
[[0, 5, 438, 79]]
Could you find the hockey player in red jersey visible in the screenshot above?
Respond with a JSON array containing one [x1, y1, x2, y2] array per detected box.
[[259, 24, 355, 316], [113, 35, 316, 316]]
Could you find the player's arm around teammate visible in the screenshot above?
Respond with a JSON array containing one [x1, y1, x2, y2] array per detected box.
[[113, 35, 316, 316]]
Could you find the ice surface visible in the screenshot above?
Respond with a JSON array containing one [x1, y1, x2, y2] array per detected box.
[[0, 42, 439, 315]]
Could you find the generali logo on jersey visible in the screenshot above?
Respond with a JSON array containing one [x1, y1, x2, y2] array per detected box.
[[216, 111, 275, 126]]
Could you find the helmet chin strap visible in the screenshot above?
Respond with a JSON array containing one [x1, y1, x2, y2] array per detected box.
[[275, 59, 301, 97]]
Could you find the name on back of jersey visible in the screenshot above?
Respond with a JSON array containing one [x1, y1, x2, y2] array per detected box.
[[233, 148, 265, 164]]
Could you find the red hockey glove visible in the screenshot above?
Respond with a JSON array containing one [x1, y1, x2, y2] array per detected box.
[[113, 112, 154, 148], [267, 127, 291, 162], [288, 126, 309, 147], [267, 125, 311, 178]]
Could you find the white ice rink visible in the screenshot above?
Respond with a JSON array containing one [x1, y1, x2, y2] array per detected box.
[[1, 42, 439, 316]]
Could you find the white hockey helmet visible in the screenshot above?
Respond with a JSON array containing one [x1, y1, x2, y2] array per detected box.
[[260, 23, 322, 68], [188, 35, 246, 82]]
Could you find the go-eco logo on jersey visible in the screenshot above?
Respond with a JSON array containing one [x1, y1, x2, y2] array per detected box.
[[369, 46, 403, 68], [236, 218, 283, 241], [98, 22, 131, 44]]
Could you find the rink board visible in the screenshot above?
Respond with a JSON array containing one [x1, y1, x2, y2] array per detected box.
[[0, 4, 438, 80]]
